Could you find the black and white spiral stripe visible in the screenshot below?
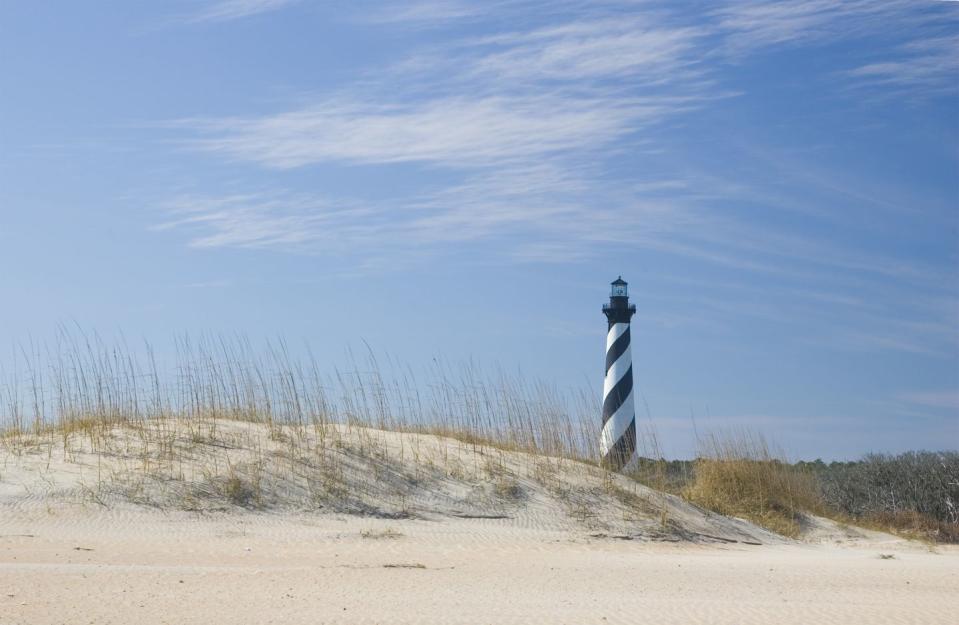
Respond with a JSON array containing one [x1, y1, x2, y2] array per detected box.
[[601, 322, 636, 470]]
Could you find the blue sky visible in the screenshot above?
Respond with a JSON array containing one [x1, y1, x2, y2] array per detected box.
[[1, 1, 957, 459]]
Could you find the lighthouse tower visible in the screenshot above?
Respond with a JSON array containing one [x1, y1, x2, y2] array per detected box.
[[601, 276, 637, 470]]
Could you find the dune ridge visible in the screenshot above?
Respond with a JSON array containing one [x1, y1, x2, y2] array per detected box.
[[3, 418, 783, 544]]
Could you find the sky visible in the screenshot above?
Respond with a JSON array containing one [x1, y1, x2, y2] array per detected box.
[[0, 0, 957, 459]]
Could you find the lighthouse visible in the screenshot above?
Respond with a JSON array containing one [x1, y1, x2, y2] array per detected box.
[[601, 276, 637, 470]]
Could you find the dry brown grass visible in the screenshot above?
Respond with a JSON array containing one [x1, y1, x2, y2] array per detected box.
[[0, 333, 636, 525], [682, 431, 823, 538], [0, 332, 601, 465], [853, 510, 959, 544]]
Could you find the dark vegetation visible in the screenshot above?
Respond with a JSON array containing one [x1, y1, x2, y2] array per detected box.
[[632, 450, 959, 542], [800, 452, 959, 542]]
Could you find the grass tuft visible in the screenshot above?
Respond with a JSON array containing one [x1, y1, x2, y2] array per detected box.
[[361, 528, 403, 540], [682, 431, 822, 538]]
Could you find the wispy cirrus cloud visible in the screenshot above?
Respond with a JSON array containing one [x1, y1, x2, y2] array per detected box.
[[713, 0, 959, 100], [898, 390, 959, 411], [181, 11, 711, 170], [183, 94, 667, 169], [713, 0, 918, 51], [154, 160, 698, 257], [848, 35, 959, 96], [154, 193, 383, 252], [167, 9, 716, 261], [191, 0, 299, 22], [361, 0, 483, 25], [464, 17, 709, 83]]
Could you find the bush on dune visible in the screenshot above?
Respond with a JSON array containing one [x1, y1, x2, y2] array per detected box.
[[680, 431, 822, 538]]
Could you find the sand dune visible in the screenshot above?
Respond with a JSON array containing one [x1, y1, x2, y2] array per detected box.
[[1, 420, 956, 624], [0, 419, 784, 543]]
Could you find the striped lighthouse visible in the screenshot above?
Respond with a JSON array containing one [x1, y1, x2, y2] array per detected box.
[[601, 276, 637, 471]]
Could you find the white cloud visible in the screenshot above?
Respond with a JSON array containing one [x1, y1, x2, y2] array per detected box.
[[361, 0, 482, 25], [713, 0, 914, 51], [898, 391, 959, 411], [191, 0, 299, 22], [713, 0, 959, 100], [155, 193, 380, 252], [167, 8, 716, 263], [466, 18, 707, 83], [848, 35, 959, 96], [154, 161, 698, 261], [184, 95, 662, 169], [180, 11, 712, 170]]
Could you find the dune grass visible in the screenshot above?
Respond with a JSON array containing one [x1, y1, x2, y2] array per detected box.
[[0, 330, 600, 463], [678, 431, 823, 538], [1, 330, 955, 542]]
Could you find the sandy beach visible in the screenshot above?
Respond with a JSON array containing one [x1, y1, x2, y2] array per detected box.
[[2, 507, 957, 625]]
